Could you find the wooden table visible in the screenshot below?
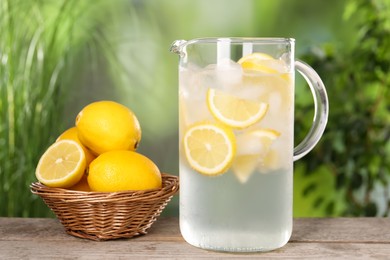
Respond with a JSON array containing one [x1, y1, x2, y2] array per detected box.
[[1, 217, 389, 259]]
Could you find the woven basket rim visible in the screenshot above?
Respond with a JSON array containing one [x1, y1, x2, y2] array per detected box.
[[30, 173, 179, 203]]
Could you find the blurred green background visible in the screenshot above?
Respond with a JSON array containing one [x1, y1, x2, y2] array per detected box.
[[1, 0, 389, 217]]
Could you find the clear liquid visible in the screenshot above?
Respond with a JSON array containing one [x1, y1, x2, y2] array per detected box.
[[179, 59, 294, 252], [179, 165, 292, 252]]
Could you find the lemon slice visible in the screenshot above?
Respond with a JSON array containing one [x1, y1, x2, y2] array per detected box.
[[238, 52, 278, 74], [207, 88, 269, 129], [240, 128, 281, 154], [238, 52, 274, 63], [183, 122, 236, 175], [35, 140, 87, 188], [232, 154, 259, 183], [232, 128, 280, 183]]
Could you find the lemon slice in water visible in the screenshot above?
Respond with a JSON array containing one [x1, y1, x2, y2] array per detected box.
[[183, 122, 236, 176], [207, 88, 269, 129], [232, 129, 280, 183], [238, 52, 278, 74]]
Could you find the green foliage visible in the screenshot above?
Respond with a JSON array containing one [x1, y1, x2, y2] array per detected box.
[[0, 0, 121, 217], [296, 0, 390, 216]]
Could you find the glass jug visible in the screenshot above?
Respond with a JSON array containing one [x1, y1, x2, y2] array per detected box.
[[170, 38, 328, 252]]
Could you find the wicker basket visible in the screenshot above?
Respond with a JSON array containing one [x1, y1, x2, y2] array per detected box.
[[30, 173, 179, 241]]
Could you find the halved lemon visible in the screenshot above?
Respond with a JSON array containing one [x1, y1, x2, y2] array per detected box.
[[56, 127, 96, 165], [232, 128, 280, 183], [183, 122, 236, 176], [35, 140, 87, 188], [207, 88, 269, 129]]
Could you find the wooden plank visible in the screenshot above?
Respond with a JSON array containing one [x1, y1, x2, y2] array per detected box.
[[1, 239, 390, 259], [291, 218, 390, 243], [1, 217, 389, 259], [0, 217, 67, 241], [2, 217, 389, 243]]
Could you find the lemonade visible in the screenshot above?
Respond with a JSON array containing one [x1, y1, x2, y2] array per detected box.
[[179, 51, 294, 251]]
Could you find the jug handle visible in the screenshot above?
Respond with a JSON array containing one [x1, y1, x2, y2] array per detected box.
[[293, 60, 329, 161]]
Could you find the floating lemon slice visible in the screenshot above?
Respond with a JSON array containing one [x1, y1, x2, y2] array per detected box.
[[35, 140, 87, 188], [238, 52, 291, 84], [231, 154, 259, 183], [240, 128, 281, 153], [207, 88, 269, 129], [232, 128, 280, 183], [238, 53, 292, 114], [183, 122, 236, 176], [238, 52, 278, 74]]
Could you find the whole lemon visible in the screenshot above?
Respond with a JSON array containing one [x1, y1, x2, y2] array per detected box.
[[56, 127, 96, 165], [88, 150, 162, 192], [75, 101, 141, 155]]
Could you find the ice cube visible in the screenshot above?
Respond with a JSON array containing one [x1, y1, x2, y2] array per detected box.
[[180, 65, 214, 101], [268, 91, 282, 113], [263, 59, 289, 73], [236, 132, 268, 156], [179, 92, 213, 127], [235, 84, 267, 100], [215, 58, 243, 88]]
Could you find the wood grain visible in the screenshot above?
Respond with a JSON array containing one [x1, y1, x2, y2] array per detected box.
[[1, 217, 389, 259]]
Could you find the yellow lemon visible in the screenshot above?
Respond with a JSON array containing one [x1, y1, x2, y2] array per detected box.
[[88, 150, 162, 192], [183, 122, 236, 176], [56, 127, 96, 165], [75, 101, 141, 155], [35, 140, 87, 188], [207, 88, 269, 129]]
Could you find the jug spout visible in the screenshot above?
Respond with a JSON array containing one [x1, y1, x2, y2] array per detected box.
[[170, 39, 187, 56]]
